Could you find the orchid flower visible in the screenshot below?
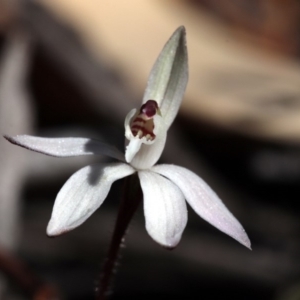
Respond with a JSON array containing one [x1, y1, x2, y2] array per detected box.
[[4, 27, 250, 249]]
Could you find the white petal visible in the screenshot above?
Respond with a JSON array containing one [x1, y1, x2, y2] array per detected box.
[[47, 162, 135, 236], [129, 114, 167, 169], [138, 170, 187, 248], [4, 135, 124, 161], [152, 165, 251, 249], [142, 26, 188, 129]]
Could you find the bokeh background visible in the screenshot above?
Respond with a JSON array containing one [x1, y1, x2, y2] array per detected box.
[[1, 0, 300, 299]]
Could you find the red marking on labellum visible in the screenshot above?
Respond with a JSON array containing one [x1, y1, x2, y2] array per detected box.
[[131, 125, 155, 136], [134, 117, 146, 123], [131, 100, 158, 140]]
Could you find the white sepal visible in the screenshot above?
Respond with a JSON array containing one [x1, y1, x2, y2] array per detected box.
[[142, 26, 188, 129], [151, 164, 251, 249], [4, 135, 125, 161], [47, 162, 135, 236], [138, 170, 187, 248]]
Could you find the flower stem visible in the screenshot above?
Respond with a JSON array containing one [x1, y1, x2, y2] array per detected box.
[[96, 174, 142, 299]]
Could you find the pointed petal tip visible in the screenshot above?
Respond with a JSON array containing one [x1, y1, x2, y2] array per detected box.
[[242, 235, 252, 250], [3, 134, 15, 144], [152, 237, 180, 250], [4, 135, 28, 149], [218, 220, 251, 250], [173, 26, 187, 52], [146, 223, 184, 249], [176, 25, 186, 35], [46, 221, 71, 237], [46, 221, 60, 237], [236, 230, 251, 250], [171, 26, 187, 47], [161, 242, 178, 251], [175, 25, 187, 41]]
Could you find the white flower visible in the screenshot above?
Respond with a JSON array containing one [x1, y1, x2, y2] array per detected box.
[[4, 27, 251, 249]]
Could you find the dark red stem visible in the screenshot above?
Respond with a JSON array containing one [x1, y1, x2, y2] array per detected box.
[[96, 174, 142, 299]]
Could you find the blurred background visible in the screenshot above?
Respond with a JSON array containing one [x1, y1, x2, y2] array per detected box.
[[1, 0, 300, 299]]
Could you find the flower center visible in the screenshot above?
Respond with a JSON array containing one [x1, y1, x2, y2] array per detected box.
[[130, 100, 159, 141]]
